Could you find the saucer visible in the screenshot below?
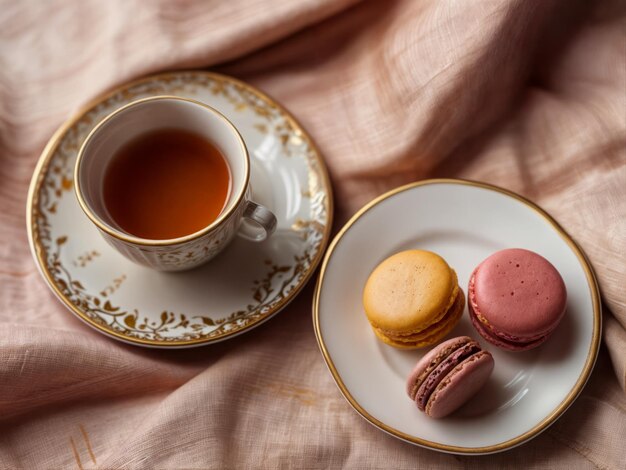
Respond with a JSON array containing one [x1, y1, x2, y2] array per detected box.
[[313, 179, 600, 454], [27, 71, 332, 348]]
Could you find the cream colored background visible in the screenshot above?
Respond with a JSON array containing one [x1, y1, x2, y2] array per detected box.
[[0, 0, 624, 468]]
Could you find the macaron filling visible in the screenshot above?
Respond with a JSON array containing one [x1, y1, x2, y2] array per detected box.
[[406, 336, 495, 418], [424, 350, 494, 418], [468, 302, 548, 350], [406, 337, 469, 400], [415, 341, 481, 410], [380, 290, 464, 342]]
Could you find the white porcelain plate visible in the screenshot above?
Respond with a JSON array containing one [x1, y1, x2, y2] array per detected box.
[[313, 180, 600, 454], [28, 71, 332, 348]]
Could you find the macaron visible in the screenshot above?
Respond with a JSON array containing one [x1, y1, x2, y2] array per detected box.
[[406, 336, 494, 418], [363, 250, 464, 349], [468, 248, 567, 351]]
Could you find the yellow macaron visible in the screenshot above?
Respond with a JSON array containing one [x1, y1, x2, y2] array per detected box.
[[363, 250, 465, 349]]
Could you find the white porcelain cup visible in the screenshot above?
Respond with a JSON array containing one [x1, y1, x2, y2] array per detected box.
[[75, 95, 277, 272]]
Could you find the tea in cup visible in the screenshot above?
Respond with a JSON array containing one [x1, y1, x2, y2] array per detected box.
[[75, 96, 276, 271]]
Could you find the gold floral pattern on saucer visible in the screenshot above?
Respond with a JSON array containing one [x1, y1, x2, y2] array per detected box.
[[27, 71, 333, 347]]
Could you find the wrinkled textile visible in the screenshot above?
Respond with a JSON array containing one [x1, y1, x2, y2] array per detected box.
[[1, 0, 625, 468]]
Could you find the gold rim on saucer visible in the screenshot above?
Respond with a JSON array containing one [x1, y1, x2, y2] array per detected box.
[[312, 178, 601, 454], [27, 71, 333, 347]]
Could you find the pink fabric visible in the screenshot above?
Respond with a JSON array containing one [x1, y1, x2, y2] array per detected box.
[[1, 0, 625, 468]]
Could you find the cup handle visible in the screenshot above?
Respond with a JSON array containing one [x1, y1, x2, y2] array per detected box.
[[238, 201, 277, 242]]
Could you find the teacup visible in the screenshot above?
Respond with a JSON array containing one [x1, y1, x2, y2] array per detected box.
[[74, 95, 276, 271]]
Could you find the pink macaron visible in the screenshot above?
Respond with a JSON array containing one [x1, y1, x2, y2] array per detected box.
[[468, 248, 567, 351], [406, 336, 494, 418]]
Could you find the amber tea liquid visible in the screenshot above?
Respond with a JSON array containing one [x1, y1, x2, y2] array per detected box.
[[103, 129, 231, 240]]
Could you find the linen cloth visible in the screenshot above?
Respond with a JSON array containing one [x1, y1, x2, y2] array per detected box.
[[1, 0, 625, 468]]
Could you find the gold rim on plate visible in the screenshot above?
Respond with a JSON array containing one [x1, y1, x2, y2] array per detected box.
[[27, 71, 334, 347], [312, 178, 601, 454]]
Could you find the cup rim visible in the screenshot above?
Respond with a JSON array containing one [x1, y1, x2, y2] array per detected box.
[[74, 95, 250, 246]]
